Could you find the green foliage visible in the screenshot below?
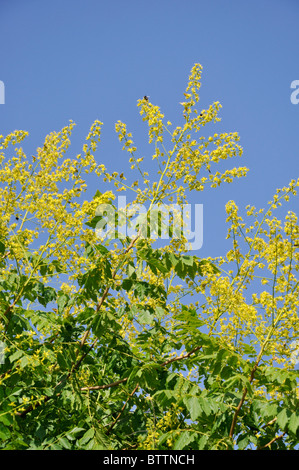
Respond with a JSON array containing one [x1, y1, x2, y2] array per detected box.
[[0, 64, 298, 451]]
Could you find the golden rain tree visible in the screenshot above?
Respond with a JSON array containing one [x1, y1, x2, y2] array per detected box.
[[0, 64, 298, 450]]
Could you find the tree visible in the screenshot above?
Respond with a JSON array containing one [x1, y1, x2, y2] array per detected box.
[[0, 64, 298, 450]]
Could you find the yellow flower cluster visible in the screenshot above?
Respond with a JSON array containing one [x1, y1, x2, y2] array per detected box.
[[104, 63, 248, 226], [1, 63, 297, 423], [137, 99, 165, 144], [138, 401, 184, 450], [0, 121, 112, 300]]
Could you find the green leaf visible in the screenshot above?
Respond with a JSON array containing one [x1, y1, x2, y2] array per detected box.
[[173, 431, 195, 450], [198, 397, 212, 417], [76, 306, 95, 323], [174, 259, 185, 279], [50, 259, 64, 273], [139, 309, 154, 325], [9, 350, 23, 363], [264, 403, 278, 420], [153, 389, 176, 407], [242, 343, 257, 357], [127, 261, 136, 278], [39, 261, 49, 276], [288, 412, 299, 435], [19, 355, 30, 369], [121, 278, 133, 292], [85, 215, 103, 229], [147, 258, 169, 275], [95, 244, 109, 255], [78, 428, 95, 447], [58, 436, 72, 449], [57, 293, 70, 314], [0, 422, 11, 440], [0, 240, 5, 255], [0, 408, 13, 426], [237, 434, 250, 450], [198, 434, 209, 450], [92, 311, 121, 339], [40, 286, 56, 306], [167, 252, 179, 267], [155, 306, 165, 319], [85, 438, 95, 450], [121, 279, 166, 301], [134, 281, 148, 300], [93, 189, 102, 199], [66, 427, 86, 441], [57, 352, 72, 370], [181, 255, 194, 266], [183, 396, 201, 421], [49, 443, 63, 450], [128, 362, 161, 389]]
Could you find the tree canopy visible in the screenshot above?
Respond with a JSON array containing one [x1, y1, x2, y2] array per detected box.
[[0, 64, 298, 450]]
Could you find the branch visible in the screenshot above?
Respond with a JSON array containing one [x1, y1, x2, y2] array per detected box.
[[80, 346, 202, 392], [160, 346, 202, 367], [229, 359, 259, 439], [16, 394, 52, 418], [80, 377, 128, 392], [262, 417, 277, 428], [257, 432, 286, 450]]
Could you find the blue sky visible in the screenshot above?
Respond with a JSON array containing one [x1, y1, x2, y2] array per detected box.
[[0, 0, 298, 258]]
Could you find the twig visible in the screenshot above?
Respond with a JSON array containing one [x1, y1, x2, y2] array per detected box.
[[160, 346, 202, 367], [262, 417, 277, 428], [80, 377, 128, 391]]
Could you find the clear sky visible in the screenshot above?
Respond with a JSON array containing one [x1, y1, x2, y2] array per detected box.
[[0, 0, 298, 258]]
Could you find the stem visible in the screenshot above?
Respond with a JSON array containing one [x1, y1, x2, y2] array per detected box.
[[257, 432, 286, 450]]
